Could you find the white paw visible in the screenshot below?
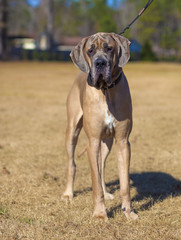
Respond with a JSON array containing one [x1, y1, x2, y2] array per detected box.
[[61, 191, 73, 202], [104, 192, 114, 200], [122, 208, 138, 220]]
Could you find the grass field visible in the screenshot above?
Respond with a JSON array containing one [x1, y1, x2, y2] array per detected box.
[[0, 62, 181, 240]]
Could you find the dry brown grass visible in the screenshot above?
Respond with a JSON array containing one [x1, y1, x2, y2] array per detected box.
[[0, 62, 181, 240]]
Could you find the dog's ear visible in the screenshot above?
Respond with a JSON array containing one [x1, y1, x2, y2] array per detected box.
[[111, 33, 131, 68], [70, 37, 89, 73]]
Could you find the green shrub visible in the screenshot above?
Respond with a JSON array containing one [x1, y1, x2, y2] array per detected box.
[[140, 40, 157, 61]]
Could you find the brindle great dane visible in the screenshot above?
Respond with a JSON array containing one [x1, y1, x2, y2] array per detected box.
[[61, 32, 138, 221]]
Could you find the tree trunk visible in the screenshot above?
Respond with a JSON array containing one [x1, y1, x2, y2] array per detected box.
[[0, 0, 8, 60], [47, 0, 54, 49]]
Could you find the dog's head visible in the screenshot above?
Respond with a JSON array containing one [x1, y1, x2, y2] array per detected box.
[[70, 32, 131, 89]]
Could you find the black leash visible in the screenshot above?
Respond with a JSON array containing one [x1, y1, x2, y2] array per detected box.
[[119, 0, 154, 35]]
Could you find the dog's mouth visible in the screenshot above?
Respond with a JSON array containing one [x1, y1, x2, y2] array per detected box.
[[96, 73, 112, 89], [88, 74, 112, 90], [87, 65, 112, 89]]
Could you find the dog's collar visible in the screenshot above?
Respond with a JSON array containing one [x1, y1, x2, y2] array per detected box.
[[102, 72, 123, 90]]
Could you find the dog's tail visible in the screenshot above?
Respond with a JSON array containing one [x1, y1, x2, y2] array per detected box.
[[77, 146, 87, 158]]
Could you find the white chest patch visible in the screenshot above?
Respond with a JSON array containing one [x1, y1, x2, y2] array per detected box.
[[105, 112, 115, 134]]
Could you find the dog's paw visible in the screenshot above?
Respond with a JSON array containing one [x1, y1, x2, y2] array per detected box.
[[61, 192, 73, 202], [93, 210, 108, 222], [104, 192, 114, 200], [122, 208, 138, 220], [93, 205, 108, 222]]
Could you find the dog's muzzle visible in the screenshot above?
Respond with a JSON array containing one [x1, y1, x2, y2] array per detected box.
[[87, 57, 112, 89]]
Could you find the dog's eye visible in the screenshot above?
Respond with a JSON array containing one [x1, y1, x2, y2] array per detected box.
[[107, 47, 113, 52], [104, 45, 113, 53], [88, 49, 94, 54]]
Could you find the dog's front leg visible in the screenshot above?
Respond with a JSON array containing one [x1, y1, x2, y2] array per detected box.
[[116, 139, 138, 220], [87, 137, 108, 221], [100, 138, 114, 200]]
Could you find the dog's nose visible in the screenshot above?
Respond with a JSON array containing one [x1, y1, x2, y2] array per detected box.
[[95, 58, 107, 69]]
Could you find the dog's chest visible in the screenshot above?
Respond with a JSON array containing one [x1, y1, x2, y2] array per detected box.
[[104, 111, 115, 135]]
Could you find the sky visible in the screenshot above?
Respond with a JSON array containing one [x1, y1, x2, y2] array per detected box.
[[107, 0, 122, 7], [27, 0, 123, 8], [27, 0, 41, 8]]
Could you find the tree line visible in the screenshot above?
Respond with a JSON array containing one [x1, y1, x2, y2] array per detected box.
[[1, 0, 181, 58]]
